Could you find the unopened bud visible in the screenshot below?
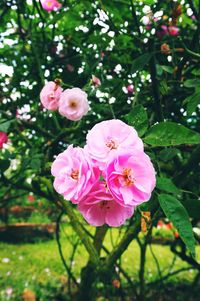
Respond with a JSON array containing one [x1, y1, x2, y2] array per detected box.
[[161, 43, 171, 55]]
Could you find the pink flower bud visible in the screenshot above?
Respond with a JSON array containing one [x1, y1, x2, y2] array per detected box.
[[126, 84, 134, 94], [92, 75, 101, 87], [0, 132, 8, 149]]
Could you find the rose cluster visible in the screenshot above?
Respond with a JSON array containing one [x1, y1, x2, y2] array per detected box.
[[40, 81, 89, 121], [51, 120, 156, 227]]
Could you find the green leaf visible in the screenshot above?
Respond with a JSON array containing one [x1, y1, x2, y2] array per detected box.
[[191, 69, 200, 76], [156, 64, 163, 76], [131, 53, 152, 73], [157, 177, 180, 195], [144, 122, 200, 146], [158, 193, 195, 257], [158, 148, 179, 162], [159, 80, 169, 96], [0, 120, 12, 132], [183, 79, 200, 88], [30, 152, 43, 171], [125, 104, 148, 136], [161, 65, 174, 74], [183, 91, 200, 116], [30, 156, 42, 170]]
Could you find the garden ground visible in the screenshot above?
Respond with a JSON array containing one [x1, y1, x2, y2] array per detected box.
[[0, 224, 199, 301]]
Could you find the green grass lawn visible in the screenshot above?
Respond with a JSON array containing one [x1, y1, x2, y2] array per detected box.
[[0, 223, 199, 300]]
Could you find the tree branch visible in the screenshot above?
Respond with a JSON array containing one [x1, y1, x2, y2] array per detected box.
[[58, 197, 100, 265]]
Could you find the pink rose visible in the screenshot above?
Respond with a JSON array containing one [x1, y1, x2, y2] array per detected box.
[[51, 145, 99, 203], [168, 26, 179, 36], [78, 182, 134, 227], [41, 0, 62, 12], [105, 149, 156, 207], [92, 75, 101, 87], [40, 81, 62, 111], [0, 132, 8, 149], [86, 119, 143, 170], [58, 88, 89, 121]]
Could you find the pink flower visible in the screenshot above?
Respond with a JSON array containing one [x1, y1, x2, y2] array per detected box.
[[168, 26, 179, 36], [126, 84, 134, 94], [40, 81, 62, 111], [78, 182, 134, 227], [105, 149, 156, 207], [58, 88, 89, 121], [51, 145, 99, 203], [41, 0, 62, 12], [156, 25, 168, 38], [86, 119, 143, 170], [0, 132, 8, 149], [92, 75, 101, 87]]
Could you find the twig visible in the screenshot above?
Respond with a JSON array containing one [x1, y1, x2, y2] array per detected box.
[[56, 211, 79, 290], [68, 238, 80, 293], [149, 243, 163, 283], [171, 241, 200, 270], [167, 254, 177, 275], [147, 267, 196, 286]]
